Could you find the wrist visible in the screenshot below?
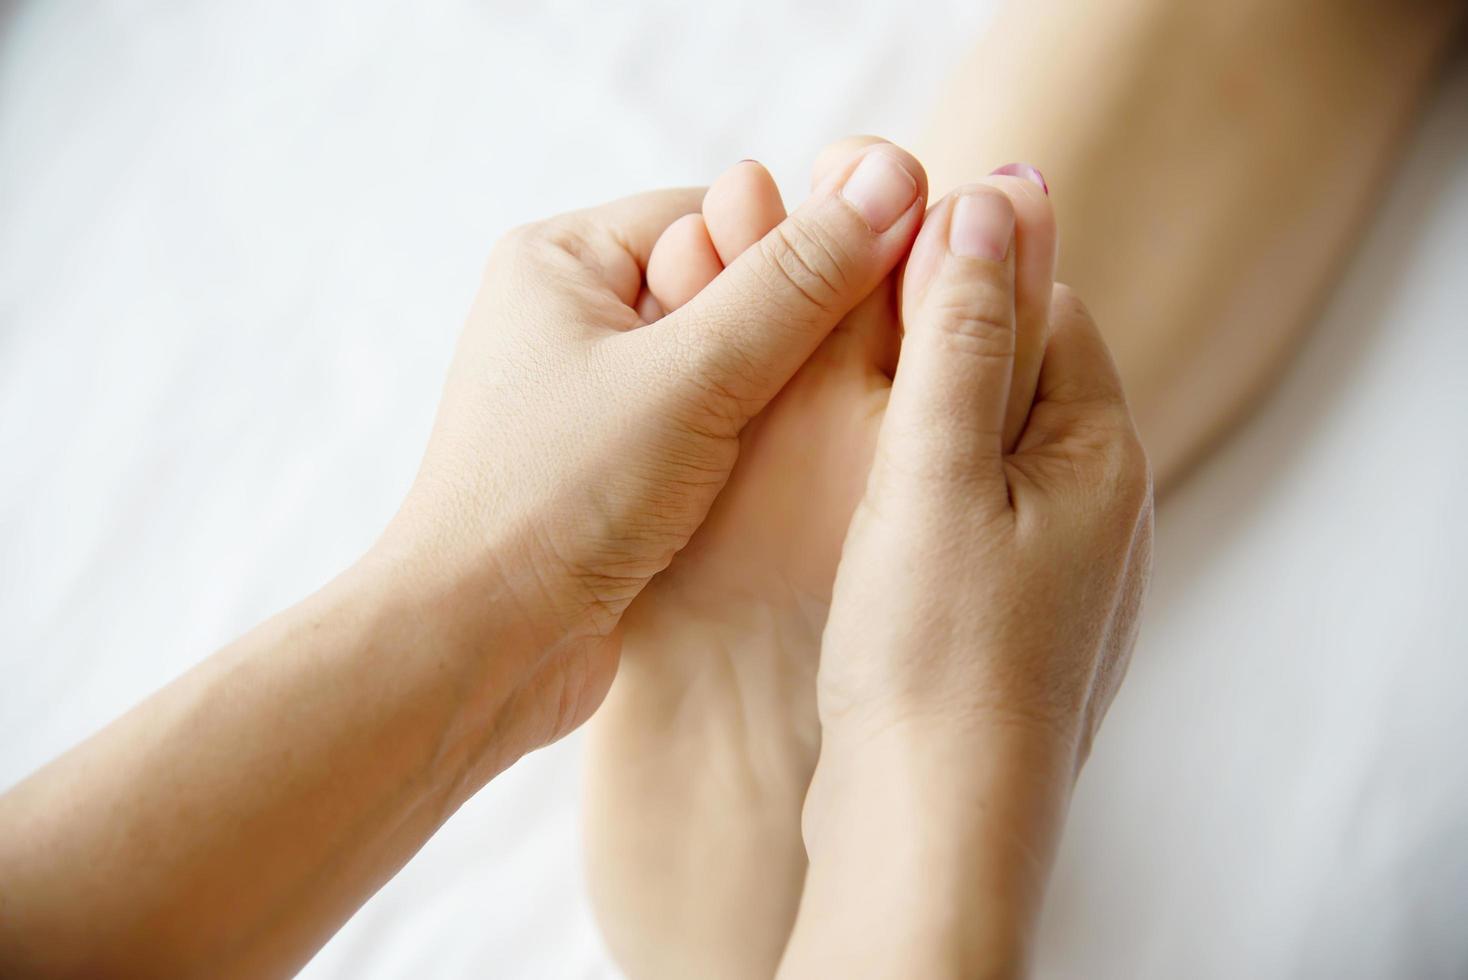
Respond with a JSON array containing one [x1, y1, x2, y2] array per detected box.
[[369, 494, 580, 652], [783, 722, 1075, 979], [344, 522, 560, 786]]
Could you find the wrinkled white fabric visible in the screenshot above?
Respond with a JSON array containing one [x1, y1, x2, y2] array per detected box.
[[2, 2, 1465, 977]]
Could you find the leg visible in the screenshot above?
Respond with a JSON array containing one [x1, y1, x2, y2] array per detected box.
[[919, 0, 1466, 490]]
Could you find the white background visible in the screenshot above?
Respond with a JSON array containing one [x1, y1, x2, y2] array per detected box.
[[2, 2, 1466, 976]]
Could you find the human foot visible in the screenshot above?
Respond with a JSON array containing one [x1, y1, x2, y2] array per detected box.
[[583, 141, 1055, 980]]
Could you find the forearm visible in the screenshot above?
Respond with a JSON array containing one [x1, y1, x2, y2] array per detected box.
[[0, 547, 535, 977], [777, 724, 1076, 980]]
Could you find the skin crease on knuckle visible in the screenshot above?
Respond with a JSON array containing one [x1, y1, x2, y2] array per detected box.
[[649, 346, 761, 439], [656, 299, 780, 415], [865, 438, 1012, 531], [756, 217, 854, 318], [1010, 402, 1144, 514], [492, 219, 562, 275], [924, 281, 1018, 362]]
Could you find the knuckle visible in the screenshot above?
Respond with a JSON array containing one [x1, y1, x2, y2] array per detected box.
[[1099, 428, 1153, 517], [922, 283, 1016, 361], [497, 219, 545, 257], [671, 318, 776, 414], [868, 433, 1012, 522], [650, 321, 768, 432], [686, 359, 766, 430], [491, 217, 581, 270], [1050, 281, 1094, 325], [487, 221, 545, 276], [755, 217, 853, 317]]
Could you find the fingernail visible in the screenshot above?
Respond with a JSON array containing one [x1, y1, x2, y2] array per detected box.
[[841, 150, 919, 233], [949, 191, 1014, 261], [990, 162, 1048, 195]]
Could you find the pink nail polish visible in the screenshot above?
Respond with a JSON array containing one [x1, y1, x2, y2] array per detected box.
[[990, 162, 1048, 195]]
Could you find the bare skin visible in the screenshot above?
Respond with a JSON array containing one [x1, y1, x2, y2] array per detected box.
[[919, 0, 1467, 491], [0, 158, 934, 976], [585, 1, 1465, 975], [585, 142, 1054, 979], [0, 137, 1138, 977], [780, 179, 1151, 980], [586, 165, 1149, 979]]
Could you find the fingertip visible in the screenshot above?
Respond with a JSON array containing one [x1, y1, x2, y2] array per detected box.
[[828, 143, 929, 229], [883, 185, 1020, 484], [899, 184, 1015, 318], [971, 174, 1057, 452], [948, 186, 1017, 261], [979, 174, 1056, 261]]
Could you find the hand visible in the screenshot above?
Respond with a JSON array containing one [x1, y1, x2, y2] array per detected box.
[[0, 165, 930, 977], [583, 141, 1058, 980], [378, 149, 927, 761], [780, 183, 1153, 979]]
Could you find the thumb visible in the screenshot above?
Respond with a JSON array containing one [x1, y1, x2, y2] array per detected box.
[[874, 185, 1019, 510], [644, 142, 926, 415]]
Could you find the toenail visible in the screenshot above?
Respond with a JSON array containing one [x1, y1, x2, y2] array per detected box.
[[990, 162, 1048, 195], [840, 150, 919, 233], [949, 191, 1015, 261]]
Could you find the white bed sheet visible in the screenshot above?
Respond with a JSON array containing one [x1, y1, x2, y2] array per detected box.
[[2, 2, 1465, 977]]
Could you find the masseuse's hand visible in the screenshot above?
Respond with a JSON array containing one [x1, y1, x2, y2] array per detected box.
[[779, 184, 1153, 979], [380, 146, 928, 754], [0, 150, 930, 978]]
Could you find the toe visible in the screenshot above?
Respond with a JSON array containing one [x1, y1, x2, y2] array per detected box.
[[646, 212, 724, 313], [702, 160, 787, 266], [810, 136, 891, 192]]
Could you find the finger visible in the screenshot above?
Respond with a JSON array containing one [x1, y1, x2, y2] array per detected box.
[[900, 170, 1056, 453], [774, 136, 906, 374], [879, 184, 1018, 497], [546, 187, 707, 307], [984, 168, 1056, 453], [703, 160, 787, 264], [646, 212, 724, 312], [810, 139, 908, 377], [639, 142, 927, 413]]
